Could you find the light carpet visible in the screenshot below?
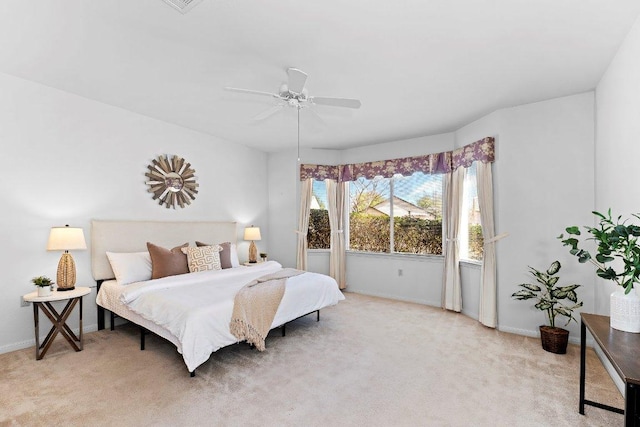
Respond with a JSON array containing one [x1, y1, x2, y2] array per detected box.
[[0, 292, 624, 426]]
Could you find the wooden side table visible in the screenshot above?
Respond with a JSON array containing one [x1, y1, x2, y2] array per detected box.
[[23, 286, 91, 360], [580, 313, 640, 425]]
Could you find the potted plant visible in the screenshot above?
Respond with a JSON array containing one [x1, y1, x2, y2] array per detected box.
[[559, 209, 640, 332], [32, 276, 54, 297], [512, 261, 583, 354], [259, 252, 268, 262]]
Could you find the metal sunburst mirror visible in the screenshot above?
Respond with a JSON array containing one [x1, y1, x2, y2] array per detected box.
[[145, 155, 198, 209]]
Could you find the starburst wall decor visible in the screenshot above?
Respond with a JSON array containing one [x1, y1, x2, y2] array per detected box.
[[145, 154, 198, 209]]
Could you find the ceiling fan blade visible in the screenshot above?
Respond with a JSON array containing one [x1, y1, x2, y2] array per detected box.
[[310, 96, 361, 109], [304, 107, 326, 127], [252, 104, 284, 121], [224, 87, 279, 98], [287, 68, 308, 95]]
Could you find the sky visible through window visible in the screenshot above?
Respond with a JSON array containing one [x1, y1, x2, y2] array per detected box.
[[313, 173, 444, 209], [313, 171, 478, 209]]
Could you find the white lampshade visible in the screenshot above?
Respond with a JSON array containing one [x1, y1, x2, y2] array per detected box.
[[47, 226, 87, 251], [243, 226, 262, 241]]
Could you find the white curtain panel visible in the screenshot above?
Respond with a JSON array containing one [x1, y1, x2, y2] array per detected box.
[[296, 178, 313, 270], [477, 162, 501, 328], [326, 179, 348, 289], [442, 167, 465, 312]]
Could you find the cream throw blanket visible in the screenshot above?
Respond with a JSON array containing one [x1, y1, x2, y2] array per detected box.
[[230, 268, 305, 351]]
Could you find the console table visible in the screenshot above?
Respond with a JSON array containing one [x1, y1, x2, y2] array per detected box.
[[580, 313, 640, 426]]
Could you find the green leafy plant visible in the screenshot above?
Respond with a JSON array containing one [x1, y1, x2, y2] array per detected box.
[[559, 209, 640, 294], [512, 261, 583, 328], [31, 276, 54, 287]]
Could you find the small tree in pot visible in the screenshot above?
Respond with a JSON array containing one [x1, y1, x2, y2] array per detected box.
[[559, 209, 640, 295], [559, 209, 640, 332], [512, 261, 583, 354]]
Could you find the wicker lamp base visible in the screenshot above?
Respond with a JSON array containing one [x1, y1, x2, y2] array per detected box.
[[248, 241, 258, 263], [56, 252, 77, 291]]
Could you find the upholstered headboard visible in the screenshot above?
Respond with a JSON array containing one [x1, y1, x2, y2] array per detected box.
[[91, 219, 237, 281]]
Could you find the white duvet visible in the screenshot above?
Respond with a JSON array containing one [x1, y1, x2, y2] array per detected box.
[[119, 261, 344, 372]]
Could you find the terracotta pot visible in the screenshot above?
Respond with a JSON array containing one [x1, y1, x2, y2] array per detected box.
[[539, 325, 569, 354]]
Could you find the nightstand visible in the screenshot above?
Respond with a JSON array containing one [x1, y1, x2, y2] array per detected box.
[[23, 286, 91, 360], [243, 261, 265, 266]]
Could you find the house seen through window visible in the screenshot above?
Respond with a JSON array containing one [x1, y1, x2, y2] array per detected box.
[[349, 172, 443, 254]]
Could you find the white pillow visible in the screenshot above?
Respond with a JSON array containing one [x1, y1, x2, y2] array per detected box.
[[106, 251, 152, 285], [229, 243, 240, 268]]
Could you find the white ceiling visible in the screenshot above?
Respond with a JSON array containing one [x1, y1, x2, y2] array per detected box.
[[1, 1, 639, 152]]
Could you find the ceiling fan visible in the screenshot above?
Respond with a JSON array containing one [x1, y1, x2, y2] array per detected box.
[[224, 68, 361, 121]]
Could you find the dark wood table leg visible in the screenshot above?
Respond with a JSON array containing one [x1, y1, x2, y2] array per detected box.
[[79, 295, 83, 350], [33, 297, 83, 360], [33, 303, 40, 360], [625, 382, 635, 427], [580, 318, 586, 415], [42, 300, 81, 350]]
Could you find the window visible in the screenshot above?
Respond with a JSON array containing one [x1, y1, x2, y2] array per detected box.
[[460, 163, 483, 261], [348, 172, 443, 255], [349, 176, 391, 252], [307, 180, 330, 249]]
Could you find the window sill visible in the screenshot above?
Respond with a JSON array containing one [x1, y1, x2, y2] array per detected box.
[[460, 259, 483, 267], [346, 250, 443, 262], [310, 249, 477, 265]]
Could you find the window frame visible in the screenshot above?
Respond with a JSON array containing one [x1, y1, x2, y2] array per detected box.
[[459, 162, 484, 263], [345, 174, 445, 257]]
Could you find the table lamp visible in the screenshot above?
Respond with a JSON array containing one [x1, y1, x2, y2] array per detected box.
[[243, 226, 261, 263], [47, 225, 87, 291]]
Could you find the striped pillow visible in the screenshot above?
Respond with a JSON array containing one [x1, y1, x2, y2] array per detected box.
[[181, 245, 222, 273]]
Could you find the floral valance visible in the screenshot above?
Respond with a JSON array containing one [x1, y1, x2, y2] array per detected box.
[[300, 136, 495, 182]]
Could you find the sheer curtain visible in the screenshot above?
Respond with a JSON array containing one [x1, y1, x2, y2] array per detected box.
[[442, 167, 465, 312], [296, 178, 313, 270], [477, 162, 503, 328], [326, 179, 348, 289]]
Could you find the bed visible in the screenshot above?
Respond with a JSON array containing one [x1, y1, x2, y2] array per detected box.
[[91, 219, 345, 375]]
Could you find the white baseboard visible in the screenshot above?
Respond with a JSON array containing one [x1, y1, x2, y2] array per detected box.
[[345, 289, 440, 308], [0, 323, 99, 355]]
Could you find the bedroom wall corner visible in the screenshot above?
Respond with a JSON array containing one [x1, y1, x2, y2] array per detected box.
[[455, 93, 596, 340], [594, 14, 640, 315], [0, 72, 269, 354]]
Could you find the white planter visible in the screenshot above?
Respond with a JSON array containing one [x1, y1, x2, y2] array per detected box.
[[610, 287, 640, 333], [37, 286, 51, 297]]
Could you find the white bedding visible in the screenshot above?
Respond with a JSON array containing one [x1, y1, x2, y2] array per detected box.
[[97, 261, 344, 372]]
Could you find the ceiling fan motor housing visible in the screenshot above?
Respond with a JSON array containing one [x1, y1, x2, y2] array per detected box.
[[280, 84, 308, 101]]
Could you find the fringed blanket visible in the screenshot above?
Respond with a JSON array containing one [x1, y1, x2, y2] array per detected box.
[[230, 268, 305, 351]]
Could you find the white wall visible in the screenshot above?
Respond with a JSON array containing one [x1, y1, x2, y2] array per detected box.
[[0, 72, 269, 353], [456, 92, 596, 340], [594, 15, 640, 314]]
